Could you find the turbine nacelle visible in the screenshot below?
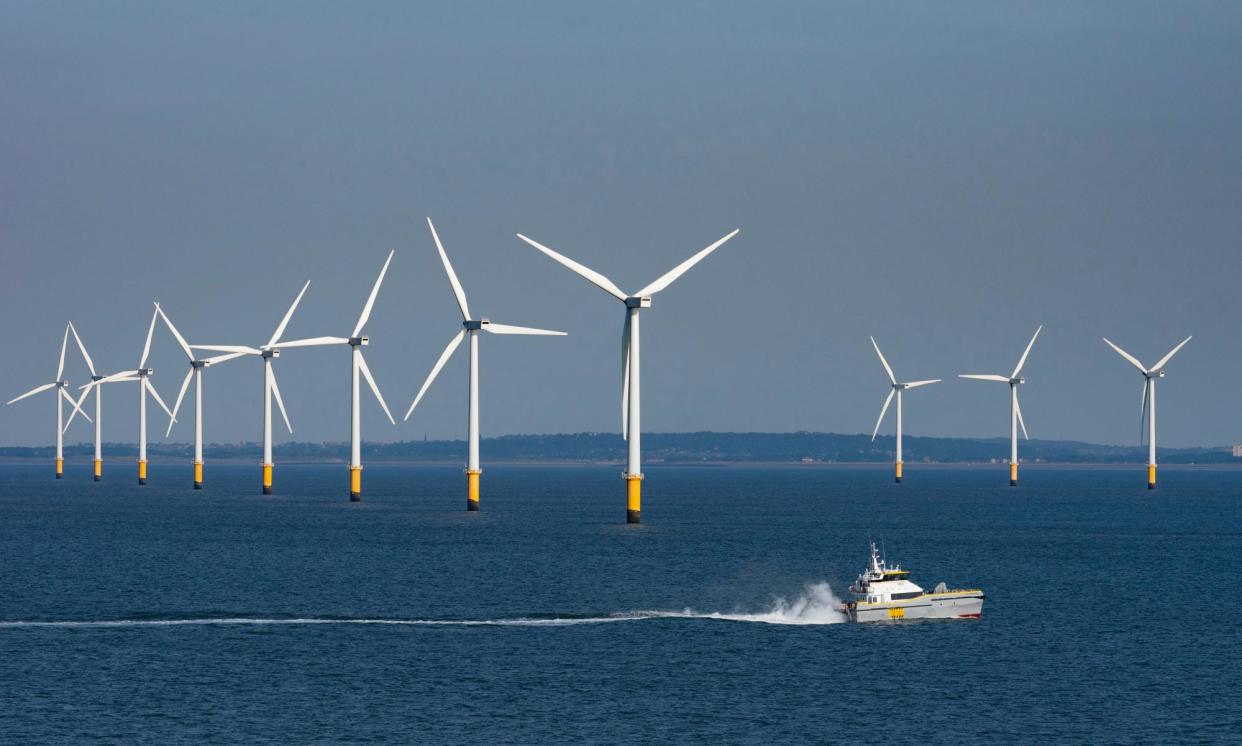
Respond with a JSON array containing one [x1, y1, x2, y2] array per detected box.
[[260, 349, 280, 360], [464, 319, 488, 331], [1011, 376, 1025, 385], [348, 336, 369, 347], [625, 296, 652, 309], [137, 368, 153, 377]]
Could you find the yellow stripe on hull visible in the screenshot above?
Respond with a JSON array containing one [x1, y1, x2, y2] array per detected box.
[[1009, 461, 1018, 486], [93, 459, 102, 482], [194, 461, 203, 489], [626, 474, 642, 524], [1148, 464, 1156, 489], [262, 464, 273, 495], [467, 469, 480, 511], [55, 457, 63, 479], [350, 466, 361, 502], [138, 459, 148, 485]]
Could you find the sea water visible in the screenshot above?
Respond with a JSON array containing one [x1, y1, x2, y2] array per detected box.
[[0, 463, 1239, 743]]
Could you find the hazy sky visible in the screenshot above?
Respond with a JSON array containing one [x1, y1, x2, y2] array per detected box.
[[2, 2, 1239, 450]]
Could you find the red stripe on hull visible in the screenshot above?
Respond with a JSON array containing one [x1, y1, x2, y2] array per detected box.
[[958, 613, 981, 619]]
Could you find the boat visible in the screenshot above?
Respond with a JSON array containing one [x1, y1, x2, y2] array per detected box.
[[842, 541, 984, 622]]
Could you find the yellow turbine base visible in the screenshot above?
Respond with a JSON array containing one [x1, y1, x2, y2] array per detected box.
[[194, 461, 203, 489], [55, 457, 64, 479], [895, 461, 903, 483], [262, 464, 273, 495], [1009, 462, 1018, 486], [626, 474, 642, 524], [350, 466, 362, 501], [93, 458, 102, 481], [138, 459, 148, 485], [467, 469, 480, 511], [1148, 464, 1157, 489]]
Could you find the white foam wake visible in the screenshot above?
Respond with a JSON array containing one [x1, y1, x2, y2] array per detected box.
[[0, 583, 847, 629]]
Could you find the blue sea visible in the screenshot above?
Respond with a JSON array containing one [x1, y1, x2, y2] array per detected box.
[[1, 462, 1239, 744]]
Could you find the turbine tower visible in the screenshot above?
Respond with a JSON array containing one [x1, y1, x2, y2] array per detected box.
[[90, 305, 176, 484], [405, 218, 565, 511], [277, 251, 396, 501], [517, 228, 740, 523], [193, 281, 310, 494], [1103, 335, 1192, 489], [6, 323, 92, 479], [158, 306, 248, 489], [960, 325, 1042, 487], [868, 336, 940, 483]]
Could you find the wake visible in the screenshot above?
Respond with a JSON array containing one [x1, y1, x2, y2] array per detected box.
[[0, 583, 847, 629]]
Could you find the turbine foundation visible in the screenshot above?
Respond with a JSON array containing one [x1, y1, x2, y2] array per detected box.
[[138, 459, 147, 485], [93, 458, 101, 482], [350, 466, 362, 502], [194, 461, 203, 490], [626, 474, 642, 524], [894, 461, 903, 483], [466, 469, 480, 511], [1148, 464, 1156, 490], [55, 458, 63, 479], [262, 463, 272, 495], [1009, 461, 1018, 487]]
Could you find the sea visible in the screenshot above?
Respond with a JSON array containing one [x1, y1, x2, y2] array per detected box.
[[1, 462, 1239, 744]]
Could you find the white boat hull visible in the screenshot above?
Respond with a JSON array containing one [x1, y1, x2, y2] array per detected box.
[[846, 592, 984, 623]]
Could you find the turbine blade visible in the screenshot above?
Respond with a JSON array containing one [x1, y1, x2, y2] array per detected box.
[[62, 387, 93, 432], [192, 345, 262, 354], [1140, 380, 1150, 445], [203, 351, 249, 366], [870, 336, 896, 385], [89, 370, 141, 387], [68, 321, 96, 376], [7, 382, 57, 405], [269, 337, 350, 349], [357, 352, 395, 425], [61, 387, 91, 425], [959, 374, 1010, 382], [1011, 325, 1043, 378], [268, 280, 310, 347], [353, 250, 395, 337], [427, 218, 471, 321], [404, 330, 465, 420], [871, 389, 895, 441], [269, 368, 293, 434], [903, 379, 941, 389], [482, 322, 567, 336], [1103, 338, 1147, 374], [635, 229, 740, 297], [516, 234, 627, 300], [1151, 335, 1192, 372], [167, 369, 194, 437], [57, 323, 70, 380], [1014, 392, 1029, 440], [156, 305, 195, 360], [140, 304, 160, 368], [621, 312, 631, 439], [145, 378, 175, 420]]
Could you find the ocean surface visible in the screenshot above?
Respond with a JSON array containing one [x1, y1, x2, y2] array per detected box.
[[1, 462, 1239, 744]]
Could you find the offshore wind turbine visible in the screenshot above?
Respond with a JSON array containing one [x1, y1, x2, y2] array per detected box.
[[868, 336, 940, 483], [405, 218, 565, 511], [6, 323, 92, 479], [62, 322, 122, 480], [276, 251, 396, 501], [193, 281, 310, 494], [517, 228, 740, 524], [959, 325, 1042, 486], [1103, 335, 1192, 489], [90, 305, 176, 484], [157, 306, 248, 489]]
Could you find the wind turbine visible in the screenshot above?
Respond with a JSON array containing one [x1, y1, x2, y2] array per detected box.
[[62, 322, 120, 480], [1103, 335, 1192, 489], [157, 306, 248, 489], [517, 228, 740, 523], [960, 325, 1042, 486], [192, 281, 310, 494], [405, 219, 565, 511], [868, 336, 940, 483], [89, 305, 176, 484], [276, 251, 396, 501], [6, 323, 92, 479]]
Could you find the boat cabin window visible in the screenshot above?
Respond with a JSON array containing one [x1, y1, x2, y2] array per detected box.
[[891, 591, 921, 600], [882, 572, 910, 580]]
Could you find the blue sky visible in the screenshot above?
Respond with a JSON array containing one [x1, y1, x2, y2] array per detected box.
[[2, 2, 1239, 448]]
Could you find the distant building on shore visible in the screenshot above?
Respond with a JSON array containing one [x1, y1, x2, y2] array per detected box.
[[1233, 445, 1242, 458]]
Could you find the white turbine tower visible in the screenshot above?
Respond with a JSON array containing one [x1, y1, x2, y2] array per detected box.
[[89, 305, 176, 484], [405, 218, 565, 511], [6, 323, 92, 479], [157, 306, 248, 490], [1103, 335, 1192, 490], [277, 251, 396, 501], [868, 336, 940, 483], [960, 325, 1042, 487], [62, 322, 123, 481], [517, 228, 740, 524], [192, 281, 310, 495]]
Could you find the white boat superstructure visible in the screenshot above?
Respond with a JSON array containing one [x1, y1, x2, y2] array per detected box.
[[843, 542, 984, 622]]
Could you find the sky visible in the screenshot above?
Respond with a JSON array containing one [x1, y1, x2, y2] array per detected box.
[[2, 1, 1239, 450]]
